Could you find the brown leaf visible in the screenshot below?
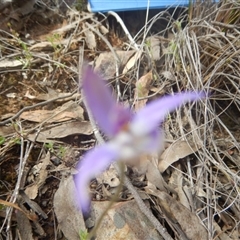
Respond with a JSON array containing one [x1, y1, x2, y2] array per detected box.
[[83, 23, 96, 50], [54, 176, 86, 240], [0, 125, 15, 136], [27, 121, 93, 142], [134, 71, 153, 111], [0, 59, 23, 70], [122, 50, 142, 74], [94, 50, 135, 80], [90, 200, 162, 240], [146, 36, 161, 61], [25, 152, 51, 200], [24, 185, 38, 200], [146, 188, 208, 240], [97, 167, 120, 188], [158, 139, 200, 173], [20, 191, 48, 219], [16, 211, 34, 240], [146, 157, 168, 192], [20, 101, 84, 123]]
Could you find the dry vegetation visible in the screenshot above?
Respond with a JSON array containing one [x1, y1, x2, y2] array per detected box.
[[0, 0, 240, 239]]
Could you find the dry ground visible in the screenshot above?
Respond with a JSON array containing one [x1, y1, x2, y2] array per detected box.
[[0, 0, 240, 239]]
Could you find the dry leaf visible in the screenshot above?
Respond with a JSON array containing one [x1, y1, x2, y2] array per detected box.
[[99, 25, 109, 35], [25, 185, 39, 200], [20, 191, 48, 219], [25, 90, 36, 99], [146, 159, 168, 192], [20, 101, 84, 123], [6, 93, 17, 98], [36, 89, 80, 102], [122, 50, 142, 74], [146, 188, 208, 240], [28, 121, 93, 143], [54, 176, 86, 240], [94, 50, 135, 80], [159, 139, 200, 173], [0, 125, 15, 136], [176, 171, 191, 210], [83, 23, 96, 50], [29, 41, 54, 51], [134, 71, 153, 111], [97, 167, 120, 188], [16, 211, 34, 240], [0, 59, 23, 70], [25, 152, 51, 199], [89, 200, 161, 240], [146, 36, 161, 60]]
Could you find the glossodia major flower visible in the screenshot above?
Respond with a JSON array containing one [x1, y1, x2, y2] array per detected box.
[[75, 66, 206, 213]]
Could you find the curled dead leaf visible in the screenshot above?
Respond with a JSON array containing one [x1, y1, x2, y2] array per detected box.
[[159, 139, 200, 173]]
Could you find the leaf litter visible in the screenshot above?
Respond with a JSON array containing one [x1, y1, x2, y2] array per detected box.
[[0, 1, 240, 239]]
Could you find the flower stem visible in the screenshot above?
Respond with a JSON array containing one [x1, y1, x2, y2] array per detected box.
[[81, 83, 173, 240]]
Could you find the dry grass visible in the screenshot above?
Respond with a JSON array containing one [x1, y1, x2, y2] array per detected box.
[[130, 1, 240, 238]]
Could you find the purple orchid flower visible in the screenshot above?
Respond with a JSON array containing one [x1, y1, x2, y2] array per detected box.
[[75, 66, 206, 213]]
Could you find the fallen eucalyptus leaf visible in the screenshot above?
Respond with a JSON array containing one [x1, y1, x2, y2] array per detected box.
[[96, 167, 120, 188], [146, 36, 161, 61], [159, 139, 200, 173], [94, 50, 135, 80], [83, 23, 96, 50], [0, 59, 23, 70], [146, 188, 208, 240], [27, 121, 93, 142], [16, 211, 34, 240], [134, 71, 153, 111], [25, 152, 51, 199], [122, 50, 142, 74], [20, 101, 84, 123], [54, 176, 86, 240]]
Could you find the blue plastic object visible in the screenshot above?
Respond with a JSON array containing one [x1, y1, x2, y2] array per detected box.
[[88, 0, 193, 12]]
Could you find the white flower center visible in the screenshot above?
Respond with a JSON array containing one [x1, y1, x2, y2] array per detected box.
[[110, 125, 163, 161]]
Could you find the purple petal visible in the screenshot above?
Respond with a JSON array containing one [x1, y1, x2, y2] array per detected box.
[[74, 144, 119, 213], [131, 92, 206, 135], [82, 66, 132, 136]]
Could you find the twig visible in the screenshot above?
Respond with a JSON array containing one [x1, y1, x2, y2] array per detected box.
[[0, 122, 35, 237], [211, 21, 240, 30], [107, 11, 139, 50]]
